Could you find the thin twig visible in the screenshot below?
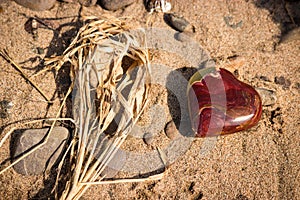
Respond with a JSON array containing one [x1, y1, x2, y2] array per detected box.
[[0, 49, 51, 103], [79, 173, 164, 185]]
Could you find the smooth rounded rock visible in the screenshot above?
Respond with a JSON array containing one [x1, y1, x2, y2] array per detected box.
[[14, 0, 56, 11], [99, 0, 135, 11], [188, 68, 262, 137], [12, 127, 69, 175]]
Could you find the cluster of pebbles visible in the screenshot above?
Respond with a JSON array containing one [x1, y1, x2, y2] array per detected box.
[[11, 0, 194, 34]]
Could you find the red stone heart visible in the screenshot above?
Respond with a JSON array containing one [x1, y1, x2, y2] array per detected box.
[[187, 68, 262, 137]]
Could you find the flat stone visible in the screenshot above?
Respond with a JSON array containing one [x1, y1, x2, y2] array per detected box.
[[255, 88, 277, 106], [99, 0, 135, 11], [13, 0, 56, 11], [12, 127, 69, 175]]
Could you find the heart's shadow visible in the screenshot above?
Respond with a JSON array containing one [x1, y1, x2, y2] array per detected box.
[[165, 67, 198, 138]]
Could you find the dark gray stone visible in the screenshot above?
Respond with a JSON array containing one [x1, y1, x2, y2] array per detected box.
[[274, 76, 291, 90], [12, 127, 69, 175], [99, 0, 135, 11], [14, 0, 56, 11]]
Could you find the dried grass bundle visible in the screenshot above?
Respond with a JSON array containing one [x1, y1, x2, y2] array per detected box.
[[45, 16, 156, 199]]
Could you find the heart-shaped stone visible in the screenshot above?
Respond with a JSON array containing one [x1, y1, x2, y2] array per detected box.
[[187, 68, 262, 137]]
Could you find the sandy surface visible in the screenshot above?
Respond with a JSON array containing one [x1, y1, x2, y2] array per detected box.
[[0, 0, 299, 199]]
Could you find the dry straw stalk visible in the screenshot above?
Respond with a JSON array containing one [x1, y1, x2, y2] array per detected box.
[[46, 15, 155, 199]]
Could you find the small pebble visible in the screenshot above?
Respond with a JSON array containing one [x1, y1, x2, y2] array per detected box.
[[234, 69, 239, 77], [143, 132, 154, 145], [165, 13, 194, 33], [188, 182, 195, 194], [255, 88, 277, 106], [78, 0, 97, 7], [194, 192, 204, 200], [164, 120, 179, 139], [258, 75, 270, 82], [12, 127, 69, 175], [24, 18, 38, 36], [14, 0, 56, 11], [0, 100, 13, 119], [99, 0, 135, 11], [274, 76, 291, 90]]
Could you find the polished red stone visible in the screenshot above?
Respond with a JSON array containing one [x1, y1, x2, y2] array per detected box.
[[188, 68, 262, 137]]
